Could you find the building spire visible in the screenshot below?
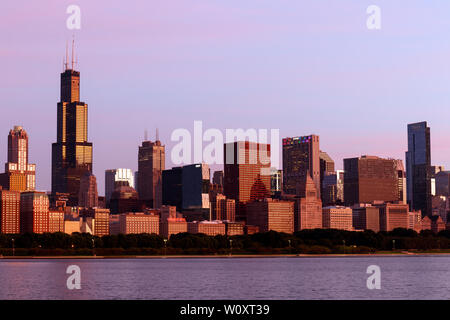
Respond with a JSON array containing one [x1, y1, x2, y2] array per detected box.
[[156, 128, 159, 142]]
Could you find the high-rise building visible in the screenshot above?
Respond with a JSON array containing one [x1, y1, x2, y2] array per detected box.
[[52, 47, 93, 206], [81, 208, 110, 236], [394, 159, 407, 204], [224, 141, 271, 221], [0, 186, 20, 234], [246, 198, 294, 234], [182, 163, 210, 210], [105, 169, 135, 206], [162, 166, 183, 210], [137, 139, 165, 208], [0, 126, 36, 192], [78, 172, 98, 208], [344, 156, 399, 206], [20, 191, 49, 234], [282, 135, 321, 198], [435, 171, 450, 197], [406, 121, 432, 217]]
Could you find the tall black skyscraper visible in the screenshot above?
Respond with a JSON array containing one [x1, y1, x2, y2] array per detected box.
[[51, 43, 93, 206], [406, 121, 431, 217]]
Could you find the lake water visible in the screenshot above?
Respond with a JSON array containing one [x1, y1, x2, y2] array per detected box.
[[0, 256, 449, 300]]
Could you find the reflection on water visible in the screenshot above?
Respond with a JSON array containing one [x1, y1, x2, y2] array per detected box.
[[0, 256, 449, 300]]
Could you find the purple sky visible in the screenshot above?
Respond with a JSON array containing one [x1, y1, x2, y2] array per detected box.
[[2, 0, 450, 195]]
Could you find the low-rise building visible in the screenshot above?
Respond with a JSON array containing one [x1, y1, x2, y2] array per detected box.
[[119, 213, 159, 235], [188, 220, 226, 236], [246, 198, 294, 234], [322, 206, 353, 231]]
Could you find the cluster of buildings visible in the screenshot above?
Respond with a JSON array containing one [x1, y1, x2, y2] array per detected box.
[[1, 48, 449, 239]]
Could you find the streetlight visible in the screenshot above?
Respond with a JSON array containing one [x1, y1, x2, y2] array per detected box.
[[343, 240, 346, 255], [288, 239, 291, 254], [229, 239, 233, 256], [392, 239, 395, 251], [164, 239, 167, 257], [92, 238, 96, 257], [12, 238, 15, 257]]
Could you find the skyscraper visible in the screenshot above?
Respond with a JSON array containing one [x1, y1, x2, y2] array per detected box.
[[224, 141, 271, 221], [137, 139, 165, 208], [406, 121, 432, 217], [78, 172, 99, 208], [52, 44, 93, 206], [282, 135, 321, 198], [0, 126, 36, 192]]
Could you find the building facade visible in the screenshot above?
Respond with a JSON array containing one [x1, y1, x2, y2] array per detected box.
[[20, 191, 49, 234], [344, 156, 399, 206], [322, 206, 353, 231], [0, 187, 20, 234], [119, 213, 159, 235]]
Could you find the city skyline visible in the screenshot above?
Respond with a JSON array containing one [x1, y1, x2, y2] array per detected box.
[[2, 1, 450, 194]]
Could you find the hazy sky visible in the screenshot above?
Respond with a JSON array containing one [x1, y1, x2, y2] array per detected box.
[[2, 0, 450, 195]]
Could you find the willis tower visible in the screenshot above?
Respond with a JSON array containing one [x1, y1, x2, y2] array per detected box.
[[52, 41, 93, 206]]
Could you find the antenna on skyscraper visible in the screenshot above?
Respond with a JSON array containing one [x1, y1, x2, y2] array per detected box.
[[71, 35, 75, 70], [65, 41, 69, 70], [156, 128, 159, 141], [144, 129, 148, 141]]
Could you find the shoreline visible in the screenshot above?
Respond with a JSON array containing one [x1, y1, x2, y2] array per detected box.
[[1, 252, 450, 259]]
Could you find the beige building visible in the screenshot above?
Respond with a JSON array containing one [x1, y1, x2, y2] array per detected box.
[[188, 220, 226, 236], [322, 206, 353, 231], [48, 210, 64, 233], [119, 213, 159, 235]]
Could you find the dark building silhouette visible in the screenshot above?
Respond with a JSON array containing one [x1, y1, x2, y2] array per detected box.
[[224, 141, 271, 222], [137, 139, 165, 208], [52, 45, 93, 206], [344, 156, 399, 206], [78, 172, 98, 208], [406, 121, 432, 217], [282, 135, 321, 198], [212, 171, 224, 187], [0, 126, 36, 192], [162, 166, 183, 210]]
